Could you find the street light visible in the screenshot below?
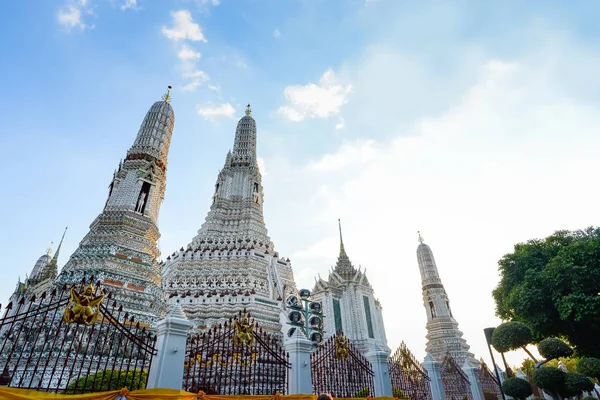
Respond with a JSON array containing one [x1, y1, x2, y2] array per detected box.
[[484, 327, 506, 400], [286, 289, 324, 344]]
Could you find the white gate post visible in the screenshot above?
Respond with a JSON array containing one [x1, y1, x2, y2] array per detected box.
[[284, 329, 313, 394], [146, 304, 194, 390], [462, 361, 483, 400], [423, 353, 446, 400], [365, 349, 392, 397]]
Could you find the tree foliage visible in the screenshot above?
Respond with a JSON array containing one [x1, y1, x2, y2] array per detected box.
[[501, 377, 533, 400], [538, 338, 574, 360], [532, 367, 564, 396], [562, 372, 594, 397], [577, 357, 600, 380], [492, 227, 600, 357], [65, 369, 148, 394], [491, 321, 534, 353]]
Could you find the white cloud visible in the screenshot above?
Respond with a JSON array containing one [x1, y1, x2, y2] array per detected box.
[[197, 103, 236, 121], [198, 0, 220, 5], [57, 0, 92, 31], [307, 139, 379, 172], [273, 29, 280, 38], [278, 69, 352, 122], [121, 0, 138, 10], [259, 39, 600, 370], [161, 10, 207, 42], [178, 45, 201, 61], [335, 117, 345, 130]]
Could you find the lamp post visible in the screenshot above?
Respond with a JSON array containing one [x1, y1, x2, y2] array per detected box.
[[285, 289, 324, 344], [484, 327, 506, 400]]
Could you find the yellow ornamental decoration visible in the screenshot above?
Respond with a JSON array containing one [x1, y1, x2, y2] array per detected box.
[[62, 284, 104, 325], [335, 334, 349, 360], [185, 352, 259, 368], [233, 315, 255, 347]]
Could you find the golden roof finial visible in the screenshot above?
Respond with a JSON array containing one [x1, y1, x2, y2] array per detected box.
[[245, 104, 252, 116], [162, 85, 173, 103], [418, 231, 424, 244], [46, 241, 54, 256]]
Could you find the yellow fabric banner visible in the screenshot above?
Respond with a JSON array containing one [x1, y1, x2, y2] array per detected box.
[[0, 388, 397, 400]]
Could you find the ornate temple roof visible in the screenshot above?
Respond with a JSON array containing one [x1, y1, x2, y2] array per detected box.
[[334, 219, 358, 279]]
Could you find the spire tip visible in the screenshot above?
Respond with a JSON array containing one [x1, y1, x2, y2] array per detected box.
[[418, 231, 424, 244], [162, 86, 173, 103], [245, 104, 252, 116]]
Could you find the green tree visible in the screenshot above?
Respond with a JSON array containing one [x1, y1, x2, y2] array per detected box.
[[492, 227, 600, 357], [532, 367, 564, 400], [65, 369, 148, 394], [492, 321, 538, 362], [577, 357, 600, 380], [501, 377, 533, 400], [561, 372, 594, 398]]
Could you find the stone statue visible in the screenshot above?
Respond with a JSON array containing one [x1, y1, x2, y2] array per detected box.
[[136, 191, 147, 212]]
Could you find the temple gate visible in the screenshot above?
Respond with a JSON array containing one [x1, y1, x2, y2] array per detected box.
[[440, 354, 472, 400], [388, 342, 432, 399], [310, 332, 374, 398], [183, 311, 290, 395], [476, 361, 502, 400]]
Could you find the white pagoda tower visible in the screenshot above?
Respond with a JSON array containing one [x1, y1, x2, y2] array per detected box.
[[312, 220, 389, 354], [57, 88, 176, 325], [162, 105, 297, 336], [417, 232, 477, 365]]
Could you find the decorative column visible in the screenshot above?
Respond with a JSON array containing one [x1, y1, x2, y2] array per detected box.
[[284, 329, 314, 394], [423, 353, 446, 400], [147, 304, 194, 390], [462, 361, 483, 400], [365, 348, 392, 397]]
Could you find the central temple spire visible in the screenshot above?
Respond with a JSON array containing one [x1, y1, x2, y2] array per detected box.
[[163, 105, 297, 336], [189, 106, 270, 249]]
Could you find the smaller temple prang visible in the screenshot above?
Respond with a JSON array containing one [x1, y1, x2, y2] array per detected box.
[[311, 221, 390, 355], [417, 233, 477, 366]]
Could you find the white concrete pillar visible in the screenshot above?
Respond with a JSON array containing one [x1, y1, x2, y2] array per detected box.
[[284, 329, 313, 394], [146, 304, 194, 390], [365, 349, 392, 397], [423, 353, 446, 400], [462, 361, 483, 400]]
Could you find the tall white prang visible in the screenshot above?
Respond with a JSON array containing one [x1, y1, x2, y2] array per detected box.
[[162, 105, 297, 338], [417, 232, 477, 366], [57, 88, 176, 325]]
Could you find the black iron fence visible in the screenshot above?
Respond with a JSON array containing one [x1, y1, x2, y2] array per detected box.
[[310, 332, 374, 398], [440, 354, 472, 400], [0, 277, 156, 393], [183, 310, 290, 395], [388, 342, 432, 399]]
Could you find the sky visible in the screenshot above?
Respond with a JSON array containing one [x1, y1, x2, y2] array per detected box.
[[2, 0, 600, 371]]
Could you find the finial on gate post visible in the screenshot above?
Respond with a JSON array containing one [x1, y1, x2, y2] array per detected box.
[[162, 85, 173, 103], [418, 231, 424, 244], [245, 104, 252, 116]]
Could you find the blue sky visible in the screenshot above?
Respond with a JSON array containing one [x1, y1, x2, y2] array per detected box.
[[2, 0, 600, 369]]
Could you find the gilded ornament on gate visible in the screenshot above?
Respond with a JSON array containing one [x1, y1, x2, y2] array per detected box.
[[335, 334, 349, 360], [62, 284, 104, 325], [233, 315, 255, 347]]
